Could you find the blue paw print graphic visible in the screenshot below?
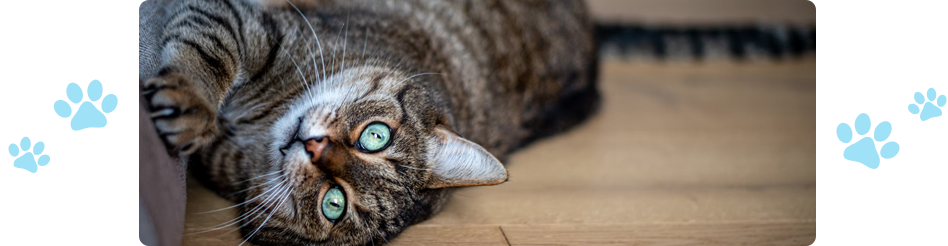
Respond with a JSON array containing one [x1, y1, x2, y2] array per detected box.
[[908, 88, 946, 121], [836, 113, 899, 169], [9, 137, 50, 173], [53, 80, 118, 130]]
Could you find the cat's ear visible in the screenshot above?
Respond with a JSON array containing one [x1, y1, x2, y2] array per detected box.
[[425, 126, 507, 189]]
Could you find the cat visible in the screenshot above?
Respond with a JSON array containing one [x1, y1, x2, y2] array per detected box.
[[139, 0, 816, 245], [139, 0, 599, 245]]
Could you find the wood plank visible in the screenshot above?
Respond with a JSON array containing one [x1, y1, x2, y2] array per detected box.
[[497, 60, 816, 189], [420, 59, 816, 225], [182, 177, 245, 246], [501, 222, 815, 246], [388, 225, 509, 246], [424, 186, 814, 225]]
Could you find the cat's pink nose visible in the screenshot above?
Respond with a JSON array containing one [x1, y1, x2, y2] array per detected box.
[[305, 138, 328, 163]]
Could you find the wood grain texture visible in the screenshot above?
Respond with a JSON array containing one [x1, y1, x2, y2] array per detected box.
[[501, 222, 815, 246], [386, 225, 509, 246], [182, 177, 245, 246]]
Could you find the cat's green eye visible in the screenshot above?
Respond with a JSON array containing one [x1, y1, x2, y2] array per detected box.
[[358, 123, 391, 152], [322, 187, 346, 221]]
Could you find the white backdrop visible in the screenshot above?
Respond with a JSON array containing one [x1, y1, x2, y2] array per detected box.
[[816, 0, 948, 245], [0, 0, 948, 245], [0, 0, 140, 245]]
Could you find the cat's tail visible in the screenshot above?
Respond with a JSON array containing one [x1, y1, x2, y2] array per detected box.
[[594, 21, 815, 61]]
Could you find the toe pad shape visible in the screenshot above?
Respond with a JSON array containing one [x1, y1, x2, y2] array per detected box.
[[880, 142, 899, 159], [87, 80, 103, 101], [66, 83, 83, 104], [836, 123, 852, 143], [54, 100, 72, 117], [874, 122, 892, 141], [101, 94, 117, 113], [854, 113, 870, 135]]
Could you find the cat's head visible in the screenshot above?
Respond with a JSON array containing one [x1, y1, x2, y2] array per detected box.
[[239, 65, 507, 245]]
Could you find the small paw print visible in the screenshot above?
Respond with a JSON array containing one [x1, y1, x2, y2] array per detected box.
[[53, 80, 118, 130], [9, 137, 50, 173], [836, 113, 899, 169], [908, 88, 946, 121]]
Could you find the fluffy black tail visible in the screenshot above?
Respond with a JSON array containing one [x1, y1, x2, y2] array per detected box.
[[595, 22, 815, 61]]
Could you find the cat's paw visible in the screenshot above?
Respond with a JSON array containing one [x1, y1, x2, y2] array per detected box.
[[836, 113, 899, 169], [143, 72, 218, 155], [53, 80, 117, 131], [7, 136, 49, 173], [909, 87, 946, 121]]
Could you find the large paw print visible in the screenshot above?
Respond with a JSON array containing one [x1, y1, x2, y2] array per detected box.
[[908, 88, 946, 121], [54, 80, 118, 130], [9, 137, 50, 173], [836, 113, 899, 169]]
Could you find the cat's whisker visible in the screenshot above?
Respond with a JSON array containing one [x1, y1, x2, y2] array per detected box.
[[342, 71, 362, 103], [363, 218, 375, 246], [398, 165, 430, 171], [239, 180, 294, 246], [453, 192, 474, 198], [396, 72, 442, 87], [229, 172, 288, 196], [341, 12, 351, 76], [375, 225, 389, 244], [232, 102, 268, 122], [359, 26, 369, 76], [282, 46, 308, 86], [289, 26, 319, 92], [235, 179, 291, 221], [233, 170, 282, 184], [286, 0, 327, 83], [282, 44, 317, 106], [329, 18, 345, 82], [296, 45, 316, 102], [193, 174, 286, 215], [188, 182, 291, 235], [189, 190, 285, 234]]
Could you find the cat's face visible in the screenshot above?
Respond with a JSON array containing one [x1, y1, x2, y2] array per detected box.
[[237, 66, 507, 245]]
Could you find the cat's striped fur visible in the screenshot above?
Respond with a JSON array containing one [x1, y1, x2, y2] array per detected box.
[[139, 0, 597, 245]]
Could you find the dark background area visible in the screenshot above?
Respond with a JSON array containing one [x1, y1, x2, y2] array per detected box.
[[820, 79, 948, 173], [4, 79, 127, 173]]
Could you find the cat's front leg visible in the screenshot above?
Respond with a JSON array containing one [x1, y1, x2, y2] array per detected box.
[[143, 71, 219, 155], [143, 0, 251, 155]]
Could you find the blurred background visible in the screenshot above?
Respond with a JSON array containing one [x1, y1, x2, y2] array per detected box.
[[182, 0, 816, 245]]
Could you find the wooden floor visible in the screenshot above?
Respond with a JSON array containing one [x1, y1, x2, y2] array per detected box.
[[182, 58, 816, 245]]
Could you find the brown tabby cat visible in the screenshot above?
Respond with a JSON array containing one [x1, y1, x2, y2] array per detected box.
[[139, 0, 598, 245]]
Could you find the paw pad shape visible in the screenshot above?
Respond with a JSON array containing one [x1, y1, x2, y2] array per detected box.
[[9, 137, 50, 173], [908, 88, 946, 121], [54, 80, 118, 130], [836, 113, 899, 169]]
